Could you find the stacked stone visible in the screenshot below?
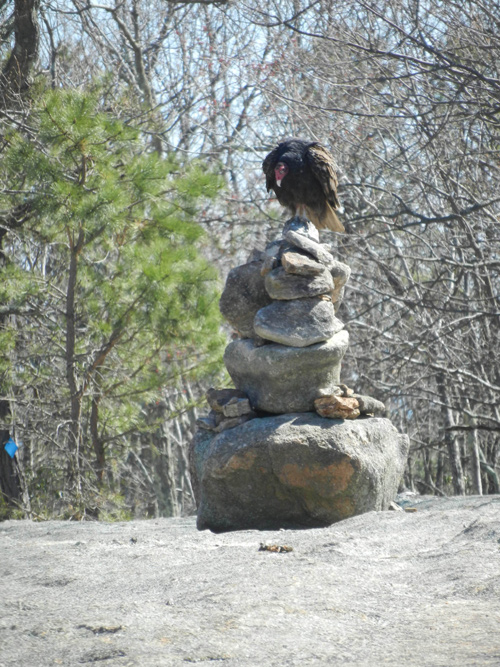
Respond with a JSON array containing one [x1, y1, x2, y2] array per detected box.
[[218, 217, 355, 414], [190, 216, 409, 533], [256, 217, 349, 346]]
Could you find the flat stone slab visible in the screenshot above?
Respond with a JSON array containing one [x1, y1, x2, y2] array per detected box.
[[281, 248, 326, 276], [284, 229, 336, 268], [264, 266, 334, 299], [224, 330, 349, 413], [1, 497, 499, 666], [254, 297, 343, 347], [190, 414, 409, 533]]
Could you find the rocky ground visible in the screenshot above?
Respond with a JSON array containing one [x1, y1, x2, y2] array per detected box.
[[1, 495, 500, 666]]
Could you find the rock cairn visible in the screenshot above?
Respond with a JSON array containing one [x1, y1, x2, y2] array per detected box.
[[190, 217, 409, 533], [219, 217, 351, 414], [204, 217, 385, 418]]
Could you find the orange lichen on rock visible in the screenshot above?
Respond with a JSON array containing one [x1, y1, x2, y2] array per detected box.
[[220, 450, 257, 474], [278, 458, 355, 497], [314, 395, 360, 419]]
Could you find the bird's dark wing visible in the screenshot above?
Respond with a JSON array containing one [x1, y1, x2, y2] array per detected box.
[[262, 145, 282, 191], [305, 143, 340, 209]]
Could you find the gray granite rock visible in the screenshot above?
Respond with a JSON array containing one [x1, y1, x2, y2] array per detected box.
[[222, 397, 252, 418], [214, 412, 256, 433], [2, 499, 500, 666], [246, 248, 264, 263], [196, 408, 257, 434], [330, 259, 351, 287], [223, 330, 349, 413], [264, 266, 334, 300], [219, 259, 272, 338], [254, 297, 343, 347], [260, 254, 279, 277], [190, 413, 409, 532]]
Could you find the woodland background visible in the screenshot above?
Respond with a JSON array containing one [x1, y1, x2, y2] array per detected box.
[[1, 0, 499, 520]]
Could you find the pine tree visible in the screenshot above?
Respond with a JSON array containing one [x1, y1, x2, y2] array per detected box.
[[0, 88, 225, 518]]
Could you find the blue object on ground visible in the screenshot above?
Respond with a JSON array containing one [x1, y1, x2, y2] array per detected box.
[[4, 438, 18, 458]]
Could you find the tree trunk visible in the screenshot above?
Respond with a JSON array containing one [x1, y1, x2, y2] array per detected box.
[[0, 218, 23, 514], [0, 0, 40, 515], [435, 449, 445, 493], [479, 448, 500, 494], [437, 374, 465, 495], [0, 0, 40, 106], [65, 230, 85, 494], [423, 447, 434, 493], [0, 412, 23, 515], [468, 427, 482, 496], [91, 394, 106, 485], [0, 226, 23, 511]]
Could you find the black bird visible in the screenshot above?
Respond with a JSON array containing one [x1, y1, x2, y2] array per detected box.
[[262, 138, 344, 232]]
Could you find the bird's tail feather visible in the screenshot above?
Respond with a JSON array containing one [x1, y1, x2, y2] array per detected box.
[[306, 203, 345, 233]]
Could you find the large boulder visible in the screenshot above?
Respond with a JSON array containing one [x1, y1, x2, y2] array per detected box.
[[223, 330, 349, 413], [190, 413, 409, 533]]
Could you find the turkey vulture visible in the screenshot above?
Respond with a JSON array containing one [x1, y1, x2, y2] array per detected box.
[[262, 138, 344, 232]]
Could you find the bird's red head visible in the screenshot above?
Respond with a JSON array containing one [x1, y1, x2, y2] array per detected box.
[[274, 162, 289, 187]]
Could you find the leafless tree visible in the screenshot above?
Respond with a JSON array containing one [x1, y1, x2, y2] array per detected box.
[[248, 0, 500, 495]]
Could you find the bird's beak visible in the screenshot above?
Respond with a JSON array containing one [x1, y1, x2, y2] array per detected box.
[[275, 162, 287, 187]]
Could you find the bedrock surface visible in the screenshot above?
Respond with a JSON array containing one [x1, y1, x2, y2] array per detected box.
[[1, 496, 499, 666]]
